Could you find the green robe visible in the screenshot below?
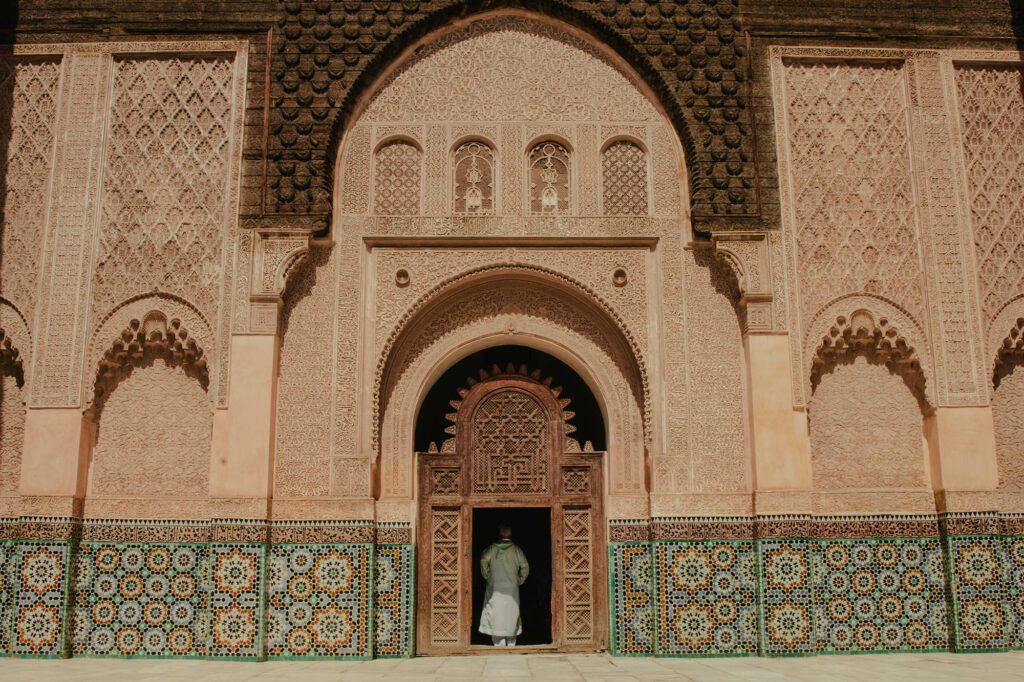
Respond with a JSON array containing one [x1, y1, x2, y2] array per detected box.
[[478, 539, 530, 636]]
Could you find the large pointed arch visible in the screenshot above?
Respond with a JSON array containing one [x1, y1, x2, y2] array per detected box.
[[373, 265, 651, 521], [264, 1, 756, 230]]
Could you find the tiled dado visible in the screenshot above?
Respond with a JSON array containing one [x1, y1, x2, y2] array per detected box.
[[609, 516, 1024, 658], [0, 519, 415, 660]]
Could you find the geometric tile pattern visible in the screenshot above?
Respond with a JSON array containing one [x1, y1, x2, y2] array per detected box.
[[70, 543, 208, 658], [208, 545, 264, 659], [609, 543, 653, 656], [947, 536, 1012, 651], [0, 541, 15, 655], [655, 541, 758, 656], [814, 539, 949, 653], [265, 544, 371, 658], [12, 542, 71, 657], [1008, 536, 1024, 649], [757, 540, 815, 656], [374, 545, 414, 658]]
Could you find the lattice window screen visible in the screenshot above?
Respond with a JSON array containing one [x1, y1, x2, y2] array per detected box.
[[453, 141, 495, 214], [471, 389, 549, 494], [528, 141, 570, 215], [374, 140, 422, 215], [602, 140, 648, 215]]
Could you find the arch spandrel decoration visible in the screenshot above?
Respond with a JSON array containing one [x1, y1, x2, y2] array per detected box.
[[266, 2, 756, 228], [375, 268, 649, 520], [327, 10, 702, 224], [802, 294, 934, 409]]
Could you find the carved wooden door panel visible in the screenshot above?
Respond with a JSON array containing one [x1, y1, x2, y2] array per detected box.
[[417, 370, 606, 654]]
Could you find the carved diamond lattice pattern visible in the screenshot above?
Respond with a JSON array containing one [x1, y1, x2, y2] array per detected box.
[[955, 65, 1024, 323], [94, 56, 234, 322], [783, 61, 923, 324], [430, 508, 461, 646], [562, 507, 594, 643], [602, 140, 648, 215], [0, 58, 60, 325], [374, 141, 421, 215], [471, 389, 548, 494]]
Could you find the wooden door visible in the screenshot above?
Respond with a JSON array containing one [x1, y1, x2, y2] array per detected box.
[[417, 369, 606, 654]]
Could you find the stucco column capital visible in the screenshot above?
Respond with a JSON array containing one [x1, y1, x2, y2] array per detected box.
[[247, 228, 312, 334], [710, 231, 776, 333]]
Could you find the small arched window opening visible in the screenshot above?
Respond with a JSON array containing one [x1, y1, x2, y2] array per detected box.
[[453, 140, 496, 214], [601, 139, 649, 215], [374, 138, 422, 215], [528, 141, 570, 215]]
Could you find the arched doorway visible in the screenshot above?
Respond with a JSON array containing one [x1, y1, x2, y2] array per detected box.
[[416, 349, 607, 654]]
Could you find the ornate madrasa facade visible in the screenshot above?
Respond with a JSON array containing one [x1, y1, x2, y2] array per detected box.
[[0, 0, 1022, 661]]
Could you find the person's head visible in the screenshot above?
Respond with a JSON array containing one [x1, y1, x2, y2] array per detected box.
[[498, 523, 512, 539]]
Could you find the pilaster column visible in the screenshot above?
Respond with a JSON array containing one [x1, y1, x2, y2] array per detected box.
[[210, 229, 309, 518], [713, 232, 813, 514], [909, 52, 999, 512], [20, 50, 110, 518]]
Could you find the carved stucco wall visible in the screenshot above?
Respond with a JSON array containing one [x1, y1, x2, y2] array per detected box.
[[678, 248, 748, 495], [955, 65, 1024, 333], [0, 57, 62, 342], [275, 246, 351, 500], [809, 357, 926, 494], [993, 367, 1024, 489], [92, 53, 243, 408], [339, 16, 682, 219], [0, 376, 25, 505], [88, 362, 211, 518], [955, 63, 1024, 491], [777, 58, 924, 349], [0, 57, 61, 512]]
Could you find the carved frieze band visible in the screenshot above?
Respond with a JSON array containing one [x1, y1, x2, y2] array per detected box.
[[770, 46, 1002, 408]]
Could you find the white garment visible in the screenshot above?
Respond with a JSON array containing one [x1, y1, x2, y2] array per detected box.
[[491, 635, 517, 647], [478, 539, 530, 638]]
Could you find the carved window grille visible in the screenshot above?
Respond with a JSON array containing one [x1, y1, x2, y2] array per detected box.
[[375, 140, 422, 215], [601, 140, 648, 215], [471, 388, 549, 494], [453, 141, 495, 214], [529, 141, 570, 215]]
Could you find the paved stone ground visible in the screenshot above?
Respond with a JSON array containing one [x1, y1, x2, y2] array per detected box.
[[1, 652, 1023, 682]]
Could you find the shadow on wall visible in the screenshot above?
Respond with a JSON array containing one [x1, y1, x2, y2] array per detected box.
[[0, 2, 17, 446], [1014, 0, 1024, 52]]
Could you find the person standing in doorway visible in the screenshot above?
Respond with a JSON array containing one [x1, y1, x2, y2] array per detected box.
[[479, 522, 530, 646]]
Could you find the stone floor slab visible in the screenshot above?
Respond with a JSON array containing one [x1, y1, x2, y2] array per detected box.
[[0, 653, 1022, 681]]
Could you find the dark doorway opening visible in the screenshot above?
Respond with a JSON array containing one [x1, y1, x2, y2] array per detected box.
[[471, 507, 552, 647]]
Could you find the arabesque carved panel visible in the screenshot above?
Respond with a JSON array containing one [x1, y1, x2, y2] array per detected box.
[[780, 59, 924, 333], [0, 57, 61, 333], [93, 55, 237, 324], [955, 65, 1024, 326]]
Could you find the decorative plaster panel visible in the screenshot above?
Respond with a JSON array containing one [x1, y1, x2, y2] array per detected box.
[[0, 56, 62, 343], [88, 362, 212, 512], [809, 357, 927, 494]]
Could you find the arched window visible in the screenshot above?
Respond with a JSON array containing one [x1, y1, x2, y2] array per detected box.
[[602, 140, 648, 215], [528, 141, 570, 215], [453, 140, 496, 214], [374, 139, 422, 215]]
